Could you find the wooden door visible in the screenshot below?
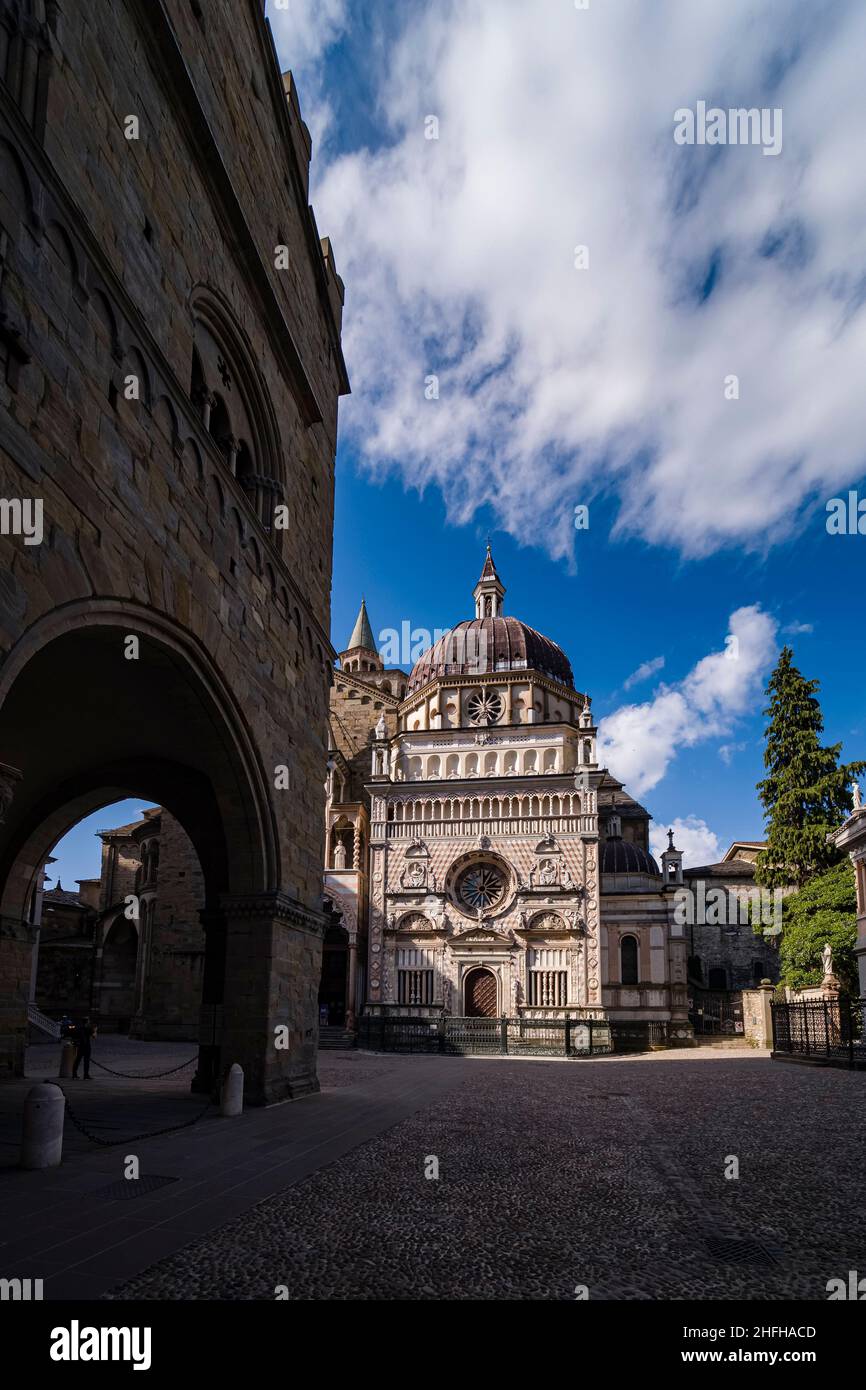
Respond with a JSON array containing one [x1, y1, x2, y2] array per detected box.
[[465, 968, 497, 1017]]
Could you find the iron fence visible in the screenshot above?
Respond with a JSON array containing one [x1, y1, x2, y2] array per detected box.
[[771, 996, 865, 1068], [357, 1014, 613, 1058]]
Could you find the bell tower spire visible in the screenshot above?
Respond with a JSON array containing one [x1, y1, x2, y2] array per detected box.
[[473, 544, 505, 619]]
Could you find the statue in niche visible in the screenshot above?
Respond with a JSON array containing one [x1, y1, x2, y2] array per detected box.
[[333, 839, 347, 870]]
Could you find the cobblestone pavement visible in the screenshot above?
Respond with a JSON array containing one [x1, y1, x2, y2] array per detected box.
[[107, 1047, 866, 1301]]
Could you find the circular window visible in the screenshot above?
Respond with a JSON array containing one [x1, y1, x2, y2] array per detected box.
[[467, 690, 504, 726], [457, 862, 506, 912]]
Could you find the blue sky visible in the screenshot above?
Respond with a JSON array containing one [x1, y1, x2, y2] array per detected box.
[[291, 0, 866, 866], [50, 2, 866, 886]]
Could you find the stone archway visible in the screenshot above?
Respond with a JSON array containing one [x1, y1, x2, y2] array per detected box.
[[0, 603, 320, 1103], [464, 966, 498, 1018]]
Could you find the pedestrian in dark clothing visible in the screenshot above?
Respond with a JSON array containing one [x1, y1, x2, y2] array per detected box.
[[72, 1016, 96, 1079]]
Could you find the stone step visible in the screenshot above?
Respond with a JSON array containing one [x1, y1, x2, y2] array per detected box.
[[318, 1027, 356, 1051]]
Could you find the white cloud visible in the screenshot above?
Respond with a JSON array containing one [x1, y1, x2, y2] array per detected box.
[[597, 605, 777, 796], [718, 741, 747, 764], [267, 0, 349, 150], [287, 0, 866, 560], [782, 620, 814, 635], [650, 817, 723, 869], [623, 655, 665, 691]]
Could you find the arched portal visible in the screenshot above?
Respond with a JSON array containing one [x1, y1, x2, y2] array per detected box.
[[98, 914, 139, 1032], [0, 603, 316, 1103], [464, 967, 498, 1018]]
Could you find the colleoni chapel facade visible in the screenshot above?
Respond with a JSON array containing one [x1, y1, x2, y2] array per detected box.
[[324, 550, 693, 1048]]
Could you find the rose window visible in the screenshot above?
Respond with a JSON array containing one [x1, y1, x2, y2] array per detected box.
[[467, 690, 504, 726], [457, 862, 506, 912]]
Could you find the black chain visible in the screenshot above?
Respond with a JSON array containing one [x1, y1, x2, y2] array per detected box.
[[87, 1053, 198, 1079], [50, 1082, 214, 1147]]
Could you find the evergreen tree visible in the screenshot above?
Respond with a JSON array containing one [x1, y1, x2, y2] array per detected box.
[[754, 646, 865, 890], [777, 860, 858, 997]]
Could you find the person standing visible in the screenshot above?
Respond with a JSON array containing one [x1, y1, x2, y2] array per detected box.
[[71, 1015, 96, 1079]]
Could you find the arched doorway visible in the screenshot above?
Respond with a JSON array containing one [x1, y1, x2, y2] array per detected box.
[[99, 915, 139, 1032], [464, 966, 497, 1017], [0, 604, 316, 1104]]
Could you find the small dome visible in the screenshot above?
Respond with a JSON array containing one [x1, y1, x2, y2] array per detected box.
[[407, 616, 574, 694], [600, 839, 660, 876]]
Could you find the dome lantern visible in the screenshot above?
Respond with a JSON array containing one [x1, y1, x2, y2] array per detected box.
[[473, 543, 505, 620]]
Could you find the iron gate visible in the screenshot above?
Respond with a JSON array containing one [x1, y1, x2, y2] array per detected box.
[[688, 990, 744, 1036]]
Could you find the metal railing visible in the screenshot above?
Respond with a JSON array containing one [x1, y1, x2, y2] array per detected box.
[[771, 996, 865, 1068], [357, 1014, 613, 1057], [26, 1002, 60, 1039]]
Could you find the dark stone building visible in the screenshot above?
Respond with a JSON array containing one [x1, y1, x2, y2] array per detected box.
[[683, 842, 781, 993], [0, 0, 348, 1100], [32, 805, 205, 1037]]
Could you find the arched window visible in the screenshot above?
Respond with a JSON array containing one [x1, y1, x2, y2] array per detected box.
[[620, 935, 639, 986], [1, 0, 52, 135], [189, 288, 284, 538], [752, 960, 765, 985], [708, 967, 727, 991]]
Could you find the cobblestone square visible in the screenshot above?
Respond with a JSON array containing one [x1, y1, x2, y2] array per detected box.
[[101, 1047, 865, 1301]]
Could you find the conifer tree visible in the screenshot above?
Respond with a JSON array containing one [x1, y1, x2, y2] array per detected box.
[[754, 647, 865, 889]]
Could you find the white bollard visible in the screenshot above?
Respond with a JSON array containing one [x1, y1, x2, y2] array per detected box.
[[220, 1062, 244, 1117], [20, 1082, 65, 1169], [59, 1040, 75, 1078]]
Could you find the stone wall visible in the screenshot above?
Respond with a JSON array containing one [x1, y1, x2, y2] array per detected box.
[[0, 0, 348, 1099]]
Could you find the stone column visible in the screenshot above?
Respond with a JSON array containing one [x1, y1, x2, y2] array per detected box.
[[218, 891, 325, 1106], [192, 906, 226, 1095], [0, 914, 38, 1078], [345, 935, 358, 1030]]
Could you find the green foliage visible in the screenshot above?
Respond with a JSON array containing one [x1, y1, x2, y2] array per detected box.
[[754, 646, 865, 889], [777, 860, 858, 996]]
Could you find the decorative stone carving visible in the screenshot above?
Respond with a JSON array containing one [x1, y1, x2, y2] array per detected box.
[[400, 862, 428, 890]]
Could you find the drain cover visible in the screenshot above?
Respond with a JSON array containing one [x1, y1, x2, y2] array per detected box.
[[704, 1235, 782, 1267], [99, 1175, 179, 1200]]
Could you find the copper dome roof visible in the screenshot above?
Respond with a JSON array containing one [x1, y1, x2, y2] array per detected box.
[[600, 839, 660, 876], [407, 615, 575, 694]]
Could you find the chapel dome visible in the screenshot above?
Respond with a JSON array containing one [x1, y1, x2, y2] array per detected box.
[[600, 839, 660, 876], [407, 615, 575, 694]]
